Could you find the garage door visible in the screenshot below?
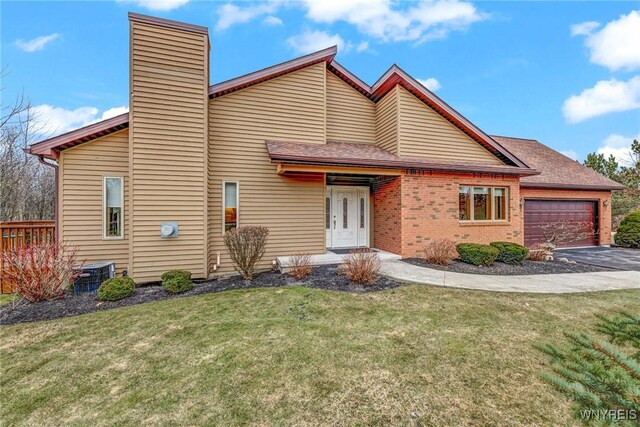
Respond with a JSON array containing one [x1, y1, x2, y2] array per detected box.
[[524, 200, 598, 248]]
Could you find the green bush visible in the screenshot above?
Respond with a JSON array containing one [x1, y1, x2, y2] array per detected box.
[[456, 243, 499, 266], [98, 276, 135, 301], [161, 270, 193, 293], [490, 241, 529, 264], [615, 210, 640, 248]]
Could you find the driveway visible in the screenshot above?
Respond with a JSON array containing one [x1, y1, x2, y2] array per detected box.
[[555, 247, 640, 271]]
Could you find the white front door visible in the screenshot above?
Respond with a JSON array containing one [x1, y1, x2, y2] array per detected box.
[[326, 186, 369, 249]]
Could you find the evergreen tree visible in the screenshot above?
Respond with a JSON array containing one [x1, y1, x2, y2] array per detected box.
[[535, 312, 640, 426]]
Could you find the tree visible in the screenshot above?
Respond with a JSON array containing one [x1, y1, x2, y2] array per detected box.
[[584, 140, 640, 228], [584, 152, 619, 180], [0, 76, 55, 222], [536, 312, 640, 425]]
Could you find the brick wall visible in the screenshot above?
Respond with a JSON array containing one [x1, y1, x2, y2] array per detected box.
[[399, 172, 522, 257], [519, 187, 613, 245], [372, 176, 402, 254]]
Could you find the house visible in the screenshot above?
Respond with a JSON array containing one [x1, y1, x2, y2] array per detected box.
[[27, 13, 623, 282]]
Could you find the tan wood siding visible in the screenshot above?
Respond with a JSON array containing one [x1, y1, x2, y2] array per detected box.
[[130, 21, 208, 282], [59, 130, 129, 275], [208, 64, 326, 274], [375, 86, 399, 154], [326, 71, 376, 144], [397, 86, 502, 164]]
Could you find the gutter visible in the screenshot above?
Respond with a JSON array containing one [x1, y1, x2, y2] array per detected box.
[[37, 155, 59, 242]]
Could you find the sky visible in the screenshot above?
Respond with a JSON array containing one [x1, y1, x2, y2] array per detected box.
[[2, 0, 639, 164]]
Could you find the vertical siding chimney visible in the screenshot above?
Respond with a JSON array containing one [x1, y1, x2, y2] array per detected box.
[[128, 13, 209, 282]]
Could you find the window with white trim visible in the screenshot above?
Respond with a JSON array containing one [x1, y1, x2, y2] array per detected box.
[[459, 186, 508, 222], [103, 177, 123, 239], [223, 181, 239, 233]]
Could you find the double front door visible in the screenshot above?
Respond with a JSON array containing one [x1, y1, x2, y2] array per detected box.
[[326, 186, 369, 249]]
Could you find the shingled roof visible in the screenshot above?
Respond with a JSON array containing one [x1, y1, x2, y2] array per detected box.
[[266, 140, 539, 176], [492, 136, 624, 190]]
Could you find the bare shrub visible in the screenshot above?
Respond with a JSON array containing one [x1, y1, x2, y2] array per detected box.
[[538, 220, 597, 250], [527, 244, 548, 262], [1, 243, 80, 302], [339, 249, 381, 286], [289, 252, 313, 280], [422, 238, 457, 265], [224, 226, 269, 280]]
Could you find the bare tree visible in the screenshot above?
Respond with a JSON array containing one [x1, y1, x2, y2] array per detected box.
[[0, 74, 55, 222]]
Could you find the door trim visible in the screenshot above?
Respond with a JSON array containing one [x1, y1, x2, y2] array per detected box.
[[326, 185, 370, 249]]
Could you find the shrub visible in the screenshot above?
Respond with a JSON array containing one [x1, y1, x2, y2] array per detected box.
[[456, 243, 499, 266], [526, 245, 548, 262], [97, 276, 135, 301], [161, 270, 193, 293], [422, 239, 457, 266], [339, 249, 381, 285], [224, 226, 269, 280], [289, 252, 313, 280], [615, 210, 640, 248], [0, 243, 80, 302], [490, 241, 529, 264]]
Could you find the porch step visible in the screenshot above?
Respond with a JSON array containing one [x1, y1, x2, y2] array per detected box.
[[277, 249, 401, 273]]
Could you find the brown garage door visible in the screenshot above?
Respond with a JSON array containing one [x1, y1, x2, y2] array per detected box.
[[524, 200, 598, 248]]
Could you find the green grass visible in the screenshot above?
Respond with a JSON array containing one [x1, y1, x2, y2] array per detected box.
[[1, 285, 638, 426], [0, 293, 16, 307]]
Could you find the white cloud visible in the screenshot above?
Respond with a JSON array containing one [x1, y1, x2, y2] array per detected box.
[[597, 133, 639, 166], [263, 15, 283, 26], [216, 0, 485, 44], [560, 150, 579, 161], [416, 77, 441, 91], [99, 106, 129, 121], [302, 0, 485, 43], [287, 30, 348, 54], [356, 41, 369, 52], [562, 76, 640, 123], [15, 33, 59, 53], [215, 3, 278, 31], [574, 10, 640, 71], [570, 21, 599, 36], [117, 0, 189, 11], [31, 105, 129, 136]]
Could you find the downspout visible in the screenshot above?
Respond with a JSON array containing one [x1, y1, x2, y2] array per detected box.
[[38, 155, 59, 242]]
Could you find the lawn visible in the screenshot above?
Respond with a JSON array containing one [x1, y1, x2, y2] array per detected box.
[[0, 294, 16, 307], [1, 285, 638, 426]]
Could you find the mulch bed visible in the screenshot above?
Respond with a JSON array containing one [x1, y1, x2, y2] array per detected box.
[[0, 265, 400, 325], [402, 258, 617, 275]]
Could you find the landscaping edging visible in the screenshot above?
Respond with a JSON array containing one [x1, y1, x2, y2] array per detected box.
[[0, 265, 400, 325], [402, 258, 617, 275]]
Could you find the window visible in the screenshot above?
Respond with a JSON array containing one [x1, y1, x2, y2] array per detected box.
[[459, 186, 471, 220], [223, 181, 238, 233], [326, 196, 331, 229], [342, 197, 348, 228], [103, 177, 123, 239], [473, 187, 490, 220], [459, 186, 508, 222], [360, 197, 365, 229], [493, 188, 506, 220]]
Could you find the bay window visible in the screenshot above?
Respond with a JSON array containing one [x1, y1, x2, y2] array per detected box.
[[459, 186, 508, 222]]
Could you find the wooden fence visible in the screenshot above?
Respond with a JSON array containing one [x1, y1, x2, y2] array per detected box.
[[0, 221, 55, 293]]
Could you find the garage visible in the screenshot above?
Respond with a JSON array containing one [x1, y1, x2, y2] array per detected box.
[[524, 200, 598, 248]]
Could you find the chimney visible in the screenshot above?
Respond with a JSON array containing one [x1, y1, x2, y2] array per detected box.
[[128, 13, 210, 282]]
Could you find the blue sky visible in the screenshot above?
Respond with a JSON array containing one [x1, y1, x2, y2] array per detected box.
[[2, 1, 639, 163]]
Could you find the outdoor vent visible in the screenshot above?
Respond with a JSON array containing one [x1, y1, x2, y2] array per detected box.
[[72, 262, 115, 294]]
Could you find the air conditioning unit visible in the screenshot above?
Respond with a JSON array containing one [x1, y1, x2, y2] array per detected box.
[[72, 262, 116, 294]]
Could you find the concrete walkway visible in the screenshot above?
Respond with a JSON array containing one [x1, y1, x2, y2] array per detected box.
[[380, 260, 640, 294]]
